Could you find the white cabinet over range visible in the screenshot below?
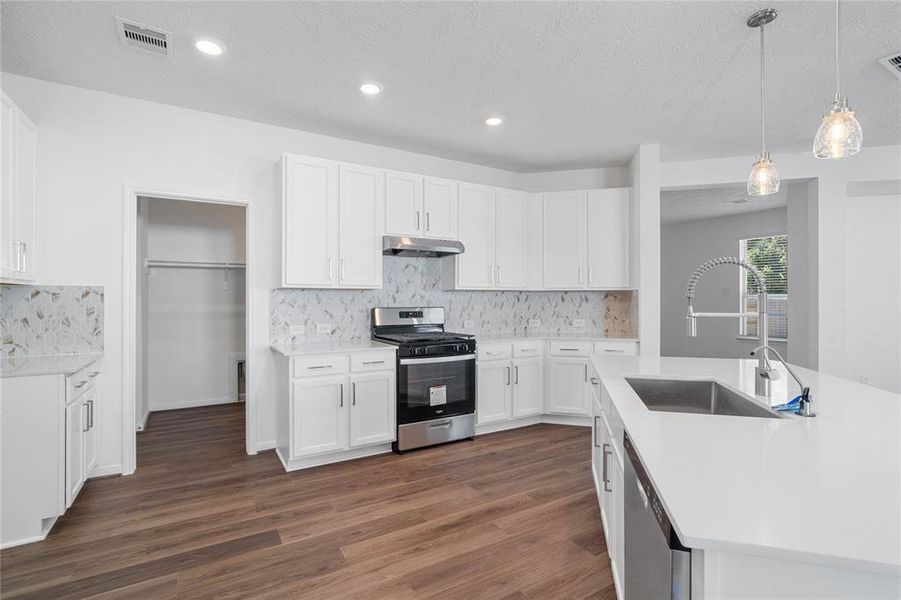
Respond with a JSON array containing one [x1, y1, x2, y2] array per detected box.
[[280, 152, 634, 292]]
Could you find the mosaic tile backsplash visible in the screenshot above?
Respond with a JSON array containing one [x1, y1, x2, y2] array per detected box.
[[271, 257, 636, 345], [1, 285, 104, 356]]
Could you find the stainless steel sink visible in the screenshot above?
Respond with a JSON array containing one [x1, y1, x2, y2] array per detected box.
[[624, 377, 782, 419]]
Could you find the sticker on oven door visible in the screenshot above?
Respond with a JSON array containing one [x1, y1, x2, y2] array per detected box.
[[429, 384, 447, 406]]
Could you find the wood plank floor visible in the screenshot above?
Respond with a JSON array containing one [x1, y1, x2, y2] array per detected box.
[[0, 404, 613, 599]]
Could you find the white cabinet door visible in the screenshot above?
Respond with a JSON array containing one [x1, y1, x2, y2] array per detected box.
[[494, 189, 528, 289], [13, 108, 35, 281], [592, 400, 603, 499], [283, 154, 339, 287], [543, 192, 586, 289], [1, 96, 16, 279], [456, 183, 495, 288], [547, 357, 589, 415], [291, 375, 348, 457], [587, 188, 631, 289], [338, 164, 383, 288], [65, 398, 86, 508], [83, 387, 98, 477], [477, 360, 511, 424], [349, 371, 396, 447], [423, 176, 457, 239], [385, 170, 423, 236], [610, 449, 625, 595], [512, 358, 542, 417]]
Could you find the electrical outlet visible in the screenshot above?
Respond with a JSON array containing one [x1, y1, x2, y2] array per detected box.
[[289, 325, 305, 336], [464, 320, 475, 329], [528, 319, 541, 328], [316, 323, 331, 334], [572, 319, 586, 327]]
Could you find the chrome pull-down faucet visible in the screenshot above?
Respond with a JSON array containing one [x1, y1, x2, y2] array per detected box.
[[685, 256, 778, 397], [751, 345, 816, 417]]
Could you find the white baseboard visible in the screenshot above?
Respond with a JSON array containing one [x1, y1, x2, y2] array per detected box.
[[277, 443, 392, 472], [541, 414, 592, 427], [136, 408, 150, 432], [89, 464, 123, 478], [150, 396, 236, 411], [0, 516, 57, 550], [256, 439, 277, 452], [476, 415, 542, 435]]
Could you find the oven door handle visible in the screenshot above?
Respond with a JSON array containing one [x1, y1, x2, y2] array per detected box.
[[399, 354, 476, 365]]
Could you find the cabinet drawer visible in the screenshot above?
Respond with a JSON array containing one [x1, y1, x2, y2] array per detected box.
[[291, 355, 348, 378], [350, 352, 395, 373], [66, 366, 100, 403], [593, 340, 639, 356], [549, 341, 592, 356], [512, 340, 544, 358], [478, 343, 511, 361]]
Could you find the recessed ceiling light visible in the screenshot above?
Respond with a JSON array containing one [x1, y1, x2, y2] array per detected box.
[[195, 38, 224, 56], [485, 116, 504, 126], [360, 83, 382, 96]]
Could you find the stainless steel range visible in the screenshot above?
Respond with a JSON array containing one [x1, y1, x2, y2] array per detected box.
[[371, 307, 476, 452]]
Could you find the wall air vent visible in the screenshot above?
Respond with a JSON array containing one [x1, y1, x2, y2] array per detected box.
[[116, 17, 171, 57], [878, 53, 901, 80]]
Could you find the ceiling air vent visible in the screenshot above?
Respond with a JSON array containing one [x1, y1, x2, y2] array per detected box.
[[878, 53, 901, 80], [116, 17, 171, 57]]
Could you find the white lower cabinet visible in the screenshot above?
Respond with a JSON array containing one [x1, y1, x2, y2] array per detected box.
[[547, 357, 590, 415], [277, 349, 397, 471], [65, 397, 86, 508], [512, 358, 542, 417], [477, 360, 511, 425], [349, 371, 396, 447]]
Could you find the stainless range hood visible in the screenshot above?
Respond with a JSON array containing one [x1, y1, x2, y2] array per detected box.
[[382, 235, 464, 258]]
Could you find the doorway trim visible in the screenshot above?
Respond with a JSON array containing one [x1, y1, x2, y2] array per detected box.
[[122, 185, 254, 476]]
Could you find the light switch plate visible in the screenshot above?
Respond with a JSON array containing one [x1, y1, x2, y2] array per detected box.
[[289, 325, 305, 336], [316, 323, 331, 334], [528, 319, 541, 328], [572, 319, 586, 327], [463, 320, 475, 329]]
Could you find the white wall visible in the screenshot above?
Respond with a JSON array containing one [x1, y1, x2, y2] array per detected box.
[[144, 198, 246, 412], [662, 145, 901, 392], [1, 73, 634, 472], [660, 207, 788, 360]]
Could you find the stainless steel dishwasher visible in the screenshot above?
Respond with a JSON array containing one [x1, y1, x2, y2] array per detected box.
[[624, 433, 691, 600]]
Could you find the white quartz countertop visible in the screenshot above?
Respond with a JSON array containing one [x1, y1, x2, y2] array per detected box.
[[475, 332, 639, 343], [593, 355, 901, 576], [270, 341, 397, 357], [0, 353, 103, 378]]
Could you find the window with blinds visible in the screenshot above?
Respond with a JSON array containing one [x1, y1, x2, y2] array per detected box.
[[739, 234, 787, 340]]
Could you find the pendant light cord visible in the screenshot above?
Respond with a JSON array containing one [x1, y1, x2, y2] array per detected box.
[[760, 22, 766, 153], [834, 0, 841, 97]]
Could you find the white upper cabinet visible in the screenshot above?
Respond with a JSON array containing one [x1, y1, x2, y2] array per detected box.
[[338, 164, 383, 288], [422, 176, 458, 239], [494, 189, 528, 289], [1, 93, 36, 283], [587, 188, 632, 289], [543, 192, 587, 289], [385, 170, 424, 236], [283, 154, 339, 287], [455, 183, 495, 288]]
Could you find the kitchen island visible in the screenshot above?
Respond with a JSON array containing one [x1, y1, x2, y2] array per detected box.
[[590, 354, 900, 599]]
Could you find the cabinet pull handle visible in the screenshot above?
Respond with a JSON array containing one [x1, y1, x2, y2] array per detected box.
[[416, 211, 421, 231], [74, 380, 88, 389], [307, 365, 331, 370], [602, 349, 623, 353], [83, 403, 90, 432], [603, 444, 613, 492], [352, 382, 356, 405], [327, 258, 333, 280], [588, 266, 592, 285], [340, 257, 345, 280], [590, 377, 600, 385], [20, 242, 26, 272], [593, 416, 600, 448], [514, 365, 519, 384], [578, 266, 582, 284], [506, 366, 511, 386], [559, 348, 580, 352], [426, 211, 430, 231], [584, 364, 588, 382], [13, 242, 21, 272], [89, 399, 94, 429], [362, 360, 385, 365], [89, 371, 100, 378], [339, 384, 344, 407]]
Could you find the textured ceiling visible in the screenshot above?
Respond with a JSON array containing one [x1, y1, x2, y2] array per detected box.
[[660, 182, 796, 225], [1, 1, 899, 171]]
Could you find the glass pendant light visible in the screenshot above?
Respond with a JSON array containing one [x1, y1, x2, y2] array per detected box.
[[813, 0, 863, 158], [747, 9, 780, 197]]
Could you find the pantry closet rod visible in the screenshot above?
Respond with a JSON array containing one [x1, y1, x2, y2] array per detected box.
[[145, 259, 246, 270]]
